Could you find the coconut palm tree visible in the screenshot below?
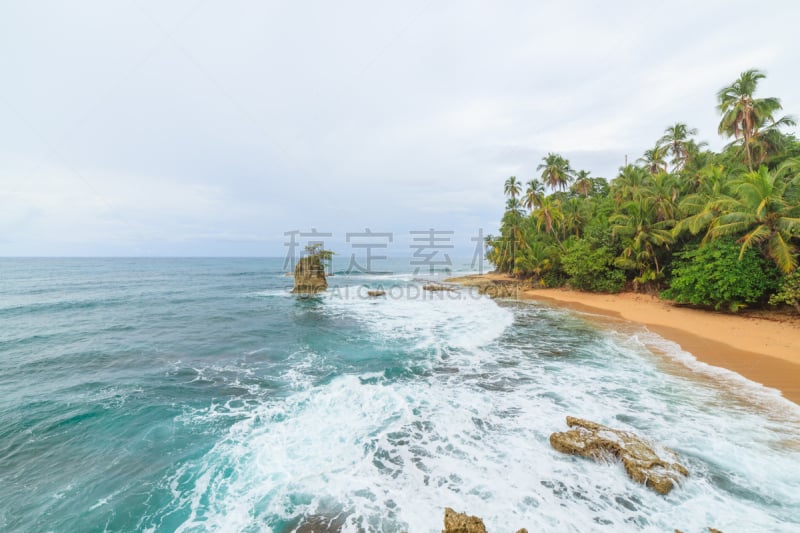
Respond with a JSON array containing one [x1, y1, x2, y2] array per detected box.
[[532, 195, 564, 238], [659, 123, 701, 170], [611, 165, 650, 204], [523, 179, 545, 211], [708, 164, 800, 273], [674, 164, 736, 238], [515, 240, 558, 280], [638, 144, 669, 175], [646, 172, 680, 222], [572, 170, 593, 197], [561, 197, 589, 238], [537, 153, 574, 191], [749, 116, 797, 167], [717, 69, 791, 171], [610, 197, 675, 287], [504, 176, 521, 201]]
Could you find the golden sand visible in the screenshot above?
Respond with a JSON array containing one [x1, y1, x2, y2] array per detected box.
[[448, 274, 800, 404]]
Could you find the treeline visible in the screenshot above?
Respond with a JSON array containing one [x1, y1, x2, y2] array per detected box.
[[486, 69, 800, 312]]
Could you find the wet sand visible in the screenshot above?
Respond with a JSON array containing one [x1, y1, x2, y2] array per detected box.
[[447, 275, 800, 404]]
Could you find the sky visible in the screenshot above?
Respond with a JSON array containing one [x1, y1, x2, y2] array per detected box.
[[1, 0, 799, 257]]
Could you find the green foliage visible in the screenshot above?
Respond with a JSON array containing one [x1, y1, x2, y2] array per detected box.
[[661, 240, 779, 311], [769, 271, 800, 314], [561, 241, 626, 293], [486, 68, 797, 307], [541, 269, 567, 288]]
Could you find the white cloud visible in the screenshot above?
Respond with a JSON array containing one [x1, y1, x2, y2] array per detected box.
[[1, 0, 798, 255]]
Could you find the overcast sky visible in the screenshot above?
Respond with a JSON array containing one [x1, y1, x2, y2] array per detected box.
[[1, 0, 799, 257]]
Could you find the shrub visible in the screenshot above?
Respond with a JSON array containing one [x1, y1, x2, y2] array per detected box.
[[769, 271, 800, 314], [561, 241, 626, 293], [661, 239, 779, 312]]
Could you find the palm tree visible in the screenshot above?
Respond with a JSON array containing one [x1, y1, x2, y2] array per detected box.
[[532, 195, 564, 238], [708, 164, 800, 273], [504, 176, 521, 201], [659, 123, 700, 170], [505, 197, 524, 216], [523, 179, 545, 211], [611, 197, 675, 286], [515, 240, 557, 280], [647, 172, 680, 222], [561, 197, 588, 238], [537, 153, 574, 191], [638, 144, 669, 175], [611, 165, 650, 204], [749, 116, 797, 167], [673, 164, 736, 237], [717, 69, 791, 171], [572, 170, 593, 197]]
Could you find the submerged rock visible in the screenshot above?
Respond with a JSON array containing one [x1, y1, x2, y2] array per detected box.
[[444, 275, 530, 298], [442, 508, 487, 533], [550, 416, 688, 495], [293, 512, 347, 532], [292, 254, 328, 294], [423, 284, 456, 292]]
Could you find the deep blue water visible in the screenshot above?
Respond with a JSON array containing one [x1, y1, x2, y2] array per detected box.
[[1, 258, 799, 532]]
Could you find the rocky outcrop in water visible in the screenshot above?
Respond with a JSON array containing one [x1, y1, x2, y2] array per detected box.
[[367, 290, 385, 297], [292, 254, 328, 294], [442, 508, 487, 533], [441, 508, 527, 533], [550, 417, 688, 495], [423, 284, 456, 292]]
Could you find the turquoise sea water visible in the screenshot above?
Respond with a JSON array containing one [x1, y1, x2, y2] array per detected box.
[[1, 258, 799, 532]]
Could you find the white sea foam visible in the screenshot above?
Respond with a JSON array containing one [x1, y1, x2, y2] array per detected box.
[[166, 292, 800, 532]]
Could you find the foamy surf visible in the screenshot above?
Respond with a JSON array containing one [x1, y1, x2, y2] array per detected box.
[[163, 292, 800, 532], [3, 259, 798, 532]]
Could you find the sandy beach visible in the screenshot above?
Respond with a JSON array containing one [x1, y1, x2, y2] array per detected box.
[[448, 274, 800, 404]]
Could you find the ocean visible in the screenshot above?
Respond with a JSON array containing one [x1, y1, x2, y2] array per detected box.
[[1, 258, 798, 532]]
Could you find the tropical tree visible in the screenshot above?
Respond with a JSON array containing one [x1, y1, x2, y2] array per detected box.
[[537, 153, 574, 191], [708, 164, 800, 273], [717, 69, 792, 171], [647, 172, 680, 222], [523, 179, 545, 211], [611, 165, 650, 204], [572, 170, 593, 197], [673, 164, 736, 238], [515, 240, 558, 280], [749, 117, 797, 167], [610, 197, 675, 287], [532, 195, 564, 239], [659, 123, 701, 170], [561, 197, 589, 238], [638, 144, 669, 175], [504, 176, 521, 201]]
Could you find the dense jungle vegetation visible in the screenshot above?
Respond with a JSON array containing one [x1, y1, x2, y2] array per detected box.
[[486, 69, 800, 312]]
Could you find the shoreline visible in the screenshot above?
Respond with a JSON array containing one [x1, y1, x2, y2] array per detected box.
[[447, 274, 800, 405]]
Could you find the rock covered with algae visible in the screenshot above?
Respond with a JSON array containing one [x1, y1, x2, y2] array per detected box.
[[549, 416, 688, 495], [441, 508, 527, 533]]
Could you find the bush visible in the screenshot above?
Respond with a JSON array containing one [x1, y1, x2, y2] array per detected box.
[[661, 239, 779, 312], [541, 269, 567, 288], [769, 271, 800, 314], [561, 241, 626, 293]]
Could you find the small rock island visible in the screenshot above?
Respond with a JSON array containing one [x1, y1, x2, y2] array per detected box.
[[292, 244, 332, 294]]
